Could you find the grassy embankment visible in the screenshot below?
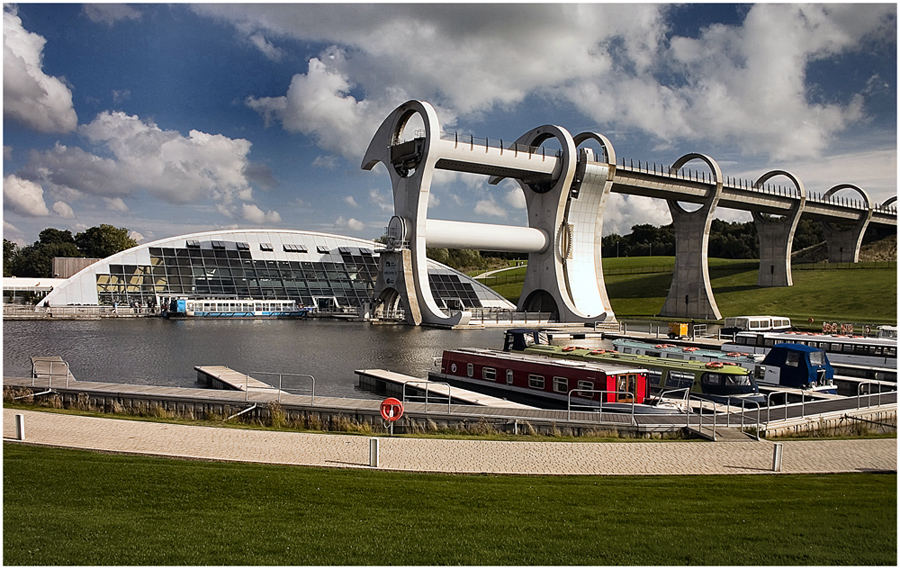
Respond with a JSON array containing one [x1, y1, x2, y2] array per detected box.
[[4, 444, 896, 565], [476, 257, 897, 324]]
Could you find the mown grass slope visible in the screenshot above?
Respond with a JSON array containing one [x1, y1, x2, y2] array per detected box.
[[3, 444, 896, 566], [478, 257, 896, 323]]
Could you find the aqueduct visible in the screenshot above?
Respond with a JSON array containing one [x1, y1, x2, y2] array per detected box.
[[362, 100, 897, 326]]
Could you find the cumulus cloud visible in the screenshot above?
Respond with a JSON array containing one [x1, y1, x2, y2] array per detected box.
[[602, 194, 672, 236], [474, 198, 508, 218], [335, 216, 365, 231], [3, 7, 77, 133], [103, 197, 129, 213], [241, 203, 282, 224], [504, 188, 526, 209], [368, 188, 393, 212], [199, 3, 890, 163], [22, 112, 257, 216], [52, 200, 74, 218], [83, 4, 142, 26], [312, 155, 338, 169], [246, 55, 378, 159], [248, 32, 284, 61], [4, 174, 50, 216], [343, 195, 358, 207]]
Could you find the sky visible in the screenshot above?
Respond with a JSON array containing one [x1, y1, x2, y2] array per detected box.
[[2, 2, 897, 247]]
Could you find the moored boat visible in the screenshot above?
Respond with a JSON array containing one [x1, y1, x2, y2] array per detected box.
[[611, 338, 837, 392], [721, 330, 896, 371], [503, 329, 765, 404], [430, 347, 681, 413], [165, 298, 312, 318]]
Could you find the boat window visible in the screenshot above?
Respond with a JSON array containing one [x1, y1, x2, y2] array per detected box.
[[646, 370, 662, 387], [576, 380, 593, 391], [764, 338, 776, 347], [702, 373, 723, 387], [724, 374, 752, 386], [506, 369, 514, 384], [482, 367, 496, 381], [667, 371, 694, 390], [622, 347, 632, 354], [830, 343, 843, 352], [466, 363, 474, 377], [647, 351, 660, 357], [528, 374, 545, 389], [887, 347, 897, 358], [553, 376, 568, 393], [809, 351, 824, 366], [785, 351, 800, 367]]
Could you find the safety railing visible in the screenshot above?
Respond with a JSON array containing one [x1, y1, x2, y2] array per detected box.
[[567, 389, 636, 426], [720, 396, 760, 439], [685, 396, 718, 439], [466, 309, 554, 324], [401, 380, 452, 414], [857, 381, 891, 409], [439, 131, 563, 159], [250, 371, 316, 404]]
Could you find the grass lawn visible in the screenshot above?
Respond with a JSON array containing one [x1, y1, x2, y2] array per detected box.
[[479, 257, 896, 323], [4, 443, 896, 565]]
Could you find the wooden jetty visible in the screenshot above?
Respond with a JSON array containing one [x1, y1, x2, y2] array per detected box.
[[195, 365, 283, 394], [355, 369, 536, 409]]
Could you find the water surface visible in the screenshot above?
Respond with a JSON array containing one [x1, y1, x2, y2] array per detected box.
[[4, 319, 509, 400]]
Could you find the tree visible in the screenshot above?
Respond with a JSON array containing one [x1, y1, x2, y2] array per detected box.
[[38, 228, 75, 245], [11, 241, 82, 278], [4, 239, 19, 277], [75, 224, 138, 258]]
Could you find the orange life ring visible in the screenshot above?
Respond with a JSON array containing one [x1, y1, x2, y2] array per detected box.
[[705, 361, 724, 369], [562, 346, 575, 352], [589, 349, 606, 355]]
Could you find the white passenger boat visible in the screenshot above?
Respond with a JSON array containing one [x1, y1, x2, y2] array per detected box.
[[165, 298, 312, 318], [721, 315, 791, 335], [721, 330, 896, 371]]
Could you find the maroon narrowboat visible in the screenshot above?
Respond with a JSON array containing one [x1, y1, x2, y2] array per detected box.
[[429, 347, 649, 409]]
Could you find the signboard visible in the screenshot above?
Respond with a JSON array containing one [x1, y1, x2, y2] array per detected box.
[[380, 397, 404, 422]]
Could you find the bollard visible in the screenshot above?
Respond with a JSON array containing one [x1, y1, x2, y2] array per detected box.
[[772, 442, 783, 472], [15, 414, 25, 441], [369, 438, 380, 468]]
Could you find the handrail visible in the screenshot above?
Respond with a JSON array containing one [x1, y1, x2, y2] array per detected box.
[[567, 389, 636, 426], [857, 380, 891, 409], [402, 380, 452, 414], [249, 371, 316, 404]]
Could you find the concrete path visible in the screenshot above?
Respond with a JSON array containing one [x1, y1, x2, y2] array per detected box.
[[3, 409, 896, 476]]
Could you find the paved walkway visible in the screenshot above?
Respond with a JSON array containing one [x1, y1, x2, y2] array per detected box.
[[3, 409, 896, 475]]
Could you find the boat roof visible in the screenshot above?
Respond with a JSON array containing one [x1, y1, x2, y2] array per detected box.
[[736, 330, 896, 345], [448, 347, 647, 375], [773, 343, 825, 353], [525, 345, 750, 374]]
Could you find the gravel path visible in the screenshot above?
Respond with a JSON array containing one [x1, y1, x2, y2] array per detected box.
[[4, 409, 896, 475]]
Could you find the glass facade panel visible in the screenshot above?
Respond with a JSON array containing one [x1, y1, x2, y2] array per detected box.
[[90, 238, 495, 311]]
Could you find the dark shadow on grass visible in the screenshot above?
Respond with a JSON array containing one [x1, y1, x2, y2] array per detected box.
[[325, 459, 368, 467], [712, 285, 761, 294], [723, 465, 774, 472]]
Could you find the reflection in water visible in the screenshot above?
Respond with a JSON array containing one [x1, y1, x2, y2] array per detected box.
[[3, 319, 508, 400]]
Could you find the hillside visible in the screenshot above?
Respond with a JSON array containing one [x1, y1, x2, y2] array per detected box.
[[477, 256, 896, 324]]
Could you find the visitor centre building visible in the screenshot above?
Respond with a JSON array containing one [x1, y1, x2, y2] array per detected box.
[[37, 229, 513, 314]]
